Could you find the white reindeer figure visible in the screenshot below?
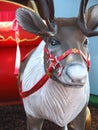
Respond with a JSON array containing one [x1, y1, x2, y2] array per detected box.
[[16, 0, 98, 130]]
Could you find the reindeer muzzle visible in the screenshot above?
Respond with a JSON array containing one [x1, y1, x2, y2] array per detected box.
[[44, 47, 90, 77]]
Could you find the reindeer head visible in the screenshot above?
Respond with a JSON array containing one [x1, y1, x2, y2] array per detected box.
[[16, 0, 98, 87]]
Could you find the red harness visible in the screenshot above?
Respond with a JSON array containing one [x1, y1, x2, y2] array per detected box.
[[20, 47, 90, 98]]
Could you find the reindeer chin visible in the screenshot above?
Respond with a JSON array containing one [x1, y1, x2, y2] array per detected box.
[[52, 75, 86, 88]]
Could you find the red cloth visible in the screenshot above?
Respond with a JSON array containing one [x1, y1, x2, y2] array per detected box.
[[0, 0, 41, 105]]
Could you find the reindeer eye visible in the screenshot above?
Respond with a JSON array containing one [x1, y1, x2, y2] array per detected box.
[[49, 38, 60, 47], [83, 39, 89, 47]]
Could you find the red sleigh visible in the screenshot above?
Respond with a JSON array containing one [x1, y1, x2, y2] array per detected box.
[[0, 0, 41, 106]]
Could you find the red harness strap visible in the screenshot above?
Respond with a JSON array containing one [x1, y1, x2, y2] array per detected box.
[[20, 47, 90, 98], [20, 71, 50, 98], [19, 56, 56, 98], [44, 47, 90, 71]]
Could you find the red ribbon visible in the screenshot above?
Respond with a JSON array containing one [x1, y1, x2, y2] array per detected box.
[[12, 19, 21, 75]]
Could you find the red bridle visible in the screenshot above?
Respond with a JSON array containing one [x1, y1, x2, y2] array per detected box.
[[44, 47, 90, 73], [20, 47, 90, 98]]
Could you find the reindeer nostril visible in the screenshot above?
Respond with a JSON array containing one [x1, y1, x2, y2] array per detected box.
[[66, 64, 87, 83]]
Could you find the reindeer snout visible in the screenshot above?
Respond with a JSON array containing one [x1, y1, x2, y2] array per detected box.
[[66, 63, 87, 84]]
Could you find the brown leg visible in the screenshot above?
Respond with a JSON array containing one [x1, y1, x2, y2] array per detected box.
[[54, 126, 68, 130], [27, 115, 44, 130], [69, 106, 91, 130]]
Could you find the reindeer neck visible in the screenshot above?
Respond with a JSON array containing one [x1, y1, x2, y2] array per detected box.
[[21, 41, 46, 92]]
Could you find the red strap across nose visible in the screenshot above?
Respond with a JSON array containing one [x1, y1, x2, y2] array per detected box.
[[44, 47, 90, 71]]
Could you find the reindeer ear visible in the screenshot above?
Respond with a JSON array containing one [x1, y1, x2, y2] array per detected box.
[[86, 5, 98, 30], [16, 8, 48, 35]]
